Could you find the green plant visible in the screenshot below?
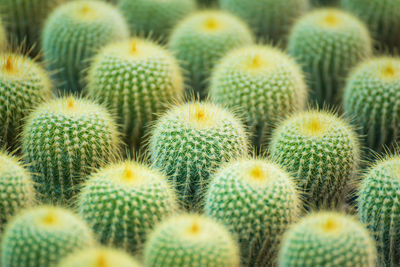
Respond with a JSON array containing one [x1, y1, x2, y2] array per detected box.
[[288, 8, 372, 106], [205, 158, 300, 266], [87, 38, 184, 150], [22, 96, 120, 204], [209, 44, 307, 147], [168, 10, 254, 97], [149, 102, 249, 210], [269, 110, 360, 209], [144, 214, 240, 267], [1, 206, 95, 267], [42, 0, 129, 93], [278, 212, 377, 267], [343, 57, 400, 152]]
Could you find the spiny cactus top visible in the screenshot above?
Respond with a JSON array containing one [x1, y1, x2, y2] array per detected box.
[[358, 155, 400, 266], [288, 8, 372, 106], [149, 102, 249, 210], [1, 206, 95, 267], [144, 214, 240, 267], [0, 151, 34, 230], [58, 247, 142, 267], [343, 57, 400, 152], [205, 158, 300, 266], [341, 0, 400, 51], [117, 0, 197, 40], [0, 53, 52, 149], [78, 160, 178, 253], [278, 212, 377, 267], [270, 111, 360, 209], [169, 10, 254, 96], [219, 0, 309, 42], [87, 38, 184, 150], [22, 96, 120, 205], [42, 0, 129, 93], [209, 44, 307, 147]]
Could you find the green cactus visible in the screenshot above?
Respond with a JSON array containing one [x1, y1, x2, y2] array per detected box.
[[144, 214, 240, 267], [219, 0, 309, 43], [278, 212, 377, 267], [205, 158, 300, 266], [77, 160, 178, 253], [117, 0, 197, 40], [358, 156, 400, 266], [288, 8, 372, 106], [87, 38, 184, 150], [343, 57, 400, 152], [1, 206, 95, 267], [22, 96, 120, 205], [269, 111, 360, 209], [58, 247, 141, 267], [168, 10, 254, 97], [341, 0, 400, 52], [0, 53, 52, 150], [0, 0, 63, 55], [42, 0, 129, 93], [149, 102, 249, 210], [0, 151, 35, 231], [209, 45, 307, 147]]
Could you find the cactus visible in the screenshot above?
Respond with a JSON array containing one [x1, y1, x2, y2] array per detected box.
[[1, 206, 95, 267], [209, 45, 307, 147], [58, 247, 141, 267], [278, 212, 377, 267], [117, 0, 197, 40], [358, 156, 400, 266], [288, 8, 372, 106], [22, 96, 120, 205], [77, 160, 178, 253], [144, 214, 240, 267], [269, 111, 360, 209], [0, 53, 52, 150], [205, 158, 300, 266], [219, 0, 309, 43], [343, 57, 400, 152], [87, 38, 184, 150], [0, 151, 35, 231], [42, 0, 129, 93], [149, 102, 249, 210], [168, 10, 254, 97], [0, 0, 63, 55], [341, 0, 400, 52]]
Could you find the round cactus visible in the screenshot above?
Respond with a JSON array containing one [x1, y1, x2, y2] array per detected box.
[[22, 96, 120, 205], [269, 111, 360, 209], [358, 156, 400, 266], [58, 247, 141, 267], [168, 10, 254, 96], [117, 0, 197, 40], [1, 206, 95, 267], [205, 158, 300, 266], [288, 8, 372, 106], [0, 0, 63, 55], [87, 38, 184, 150], [343, 57, 400, 152], [149, 102, 249, 210], [144, 214, 240, 267], [0, 151, 35, 230], [77, 160, 178, 253], [278, 212, 377, 267], [341, 0, 400, 52], [42, 0, 129, 93], [209, 45, 307, 147], [0, 53, 52, 149], [219, 0, 309, 42]]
